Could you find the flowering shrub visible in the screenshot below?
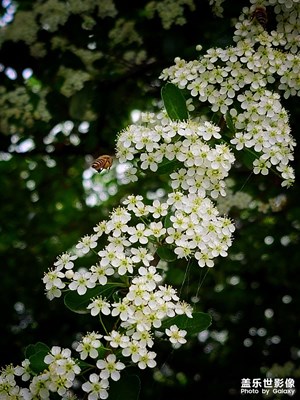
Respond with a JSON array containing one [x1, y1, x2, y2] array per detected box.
[[1, 0, 299, 398]]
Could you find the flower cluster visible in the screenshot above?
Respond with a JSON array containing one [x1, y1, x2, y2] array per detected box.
[[35, 186, 234, 397], [57, 67, 91, 97], [0, 86, 51, 135], [0, 364, 32, 399], [160, 1, 299, 186], [0, 0, 118, 47], [145, 0, 196, 29], [209, 0, 225, 17], [247, 0, 300, 54], [43, 194, 234, 302], [0, 347, 80, 399], [116, 116, 235, 199]]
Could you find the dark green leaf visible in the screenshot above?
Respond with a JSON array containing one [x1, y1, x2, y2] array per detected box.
[[159, 312, 212, 337], [240, 149, 257, 171], [157, 246, 176, 262], [109, 373, 141, 400], [166, 266, 186, 285], [64, 285, 117, 314], [156, 158, 181, 175], [77, 359, 94, 369], [29, 350, 49, 373], [225, 112, 235, 133], [25, 342, 50, 359], [161, 83, 189, 121], [163, 211, 174, 229], [211, 112, 221, 125]]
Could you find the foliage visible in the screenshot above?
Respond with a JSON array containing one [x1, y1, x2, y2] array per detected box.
[[0, 0, 300, 399]]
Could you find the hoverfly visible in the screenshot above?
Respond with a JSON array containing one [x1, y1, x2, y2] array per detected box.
[[251, 6, 268, 29], [91, 155, 113, 173]]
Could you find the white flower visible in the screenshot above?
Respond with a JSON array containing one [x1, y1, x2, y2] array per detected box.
[[96, 354, 125, 381], [43, 269, 65, 299], [54, 252, 77, 270], [111, 299, 132, 321], [76, 234, 98, 254], [148, 221, 166, 238], [93, 220, 107, 237], [76, 332, 103, 360], [136, 266, 162, 290], [29, 372, 51, 398], [105, 207, 131, 236], [43, 269, 65, 291], [90, 263, 114, 285], [198, 121, 221, 140], [107, 235, 130, 252], [166, 226, 184, 244], [174, 244, 193, 259], [170, 168, 189, 190], [44, 346, 71, 365], [82, 373, 109, 400], [127, 223, 151, 244], [165, 325, 187, 348], [45, 286, 64, 300], [253, 158, 271, 175], [147, 199, 169, 218], [131, 247, 154, 266], [167, 191, 184, 207], [132, 330, 154, 348], [87, 296, 111, 316], [104, 330, 130, 349], [135, 129, 160, 152], [68, 271, 96, 295], [98, 243, 123, 267], [105, 218, 128, 237], [175, 301, 193, 318], [126, 283, 150, 307], [195, 251, 214, 268], [55, 358, 80, 382], [230, 132, 249, 150], [122, 195, 144, 211], [157, 285, 179, 302], [134, 349, 157, 369], [121, 339, 144, 361], [140, 152, 162, 172], [117, 255, 134, 276], [14, 359, 31, 381], [122, 165, 138, 183]]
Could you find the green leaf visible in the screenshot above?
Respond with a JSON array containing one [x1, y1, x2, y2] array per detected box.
[[109, 373, 141, 400], [159, 312, 212, 337], [156, 158, 181, 175], [166, 266, 186, 286], [77, 359, 92, 369], [29, 351, 49, 374], [241, 149, 257, 171], [225, 112, 235, 133], [64, 284, 117, 314], [211, 112, 221, 126], [161, 83, 188, 121], [25, 342, 50, 359], [163, 211, 174, 229], [25, 342, 50, 374], [157, 246, 176, 262]]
